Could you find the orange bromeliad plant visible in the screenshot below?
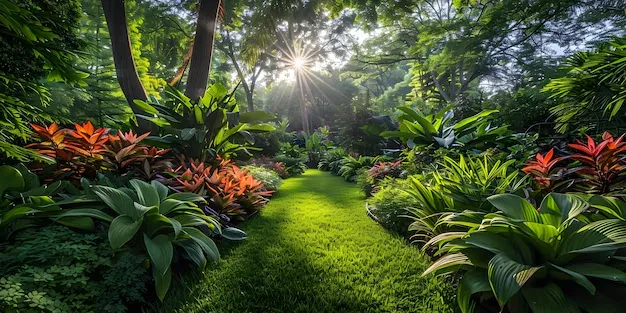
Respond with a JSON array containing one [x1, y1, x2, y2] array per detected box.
[[522, 148, 564, 189]]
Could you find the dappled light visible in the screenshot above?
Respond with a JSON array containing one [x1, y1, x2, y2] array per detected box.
[[1, 0, 626, 312]]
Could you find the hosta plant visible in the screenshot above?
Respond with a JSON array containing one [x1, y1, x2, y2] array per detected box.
[[59, 179, 226, 301], [424, 193, 626, 313]]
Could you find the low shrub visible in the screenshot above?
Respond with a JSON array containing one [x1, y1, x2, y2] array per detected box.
[[424, 193, 626, 313], [242, 165, 282, 191], [274, 154, 307, 177], [368, 181, 418, 235], [0, 226, 148, 313]]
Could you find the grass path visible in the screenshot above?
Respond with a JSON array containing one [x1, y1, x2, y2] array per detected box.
[[153, 170, 455, 313]]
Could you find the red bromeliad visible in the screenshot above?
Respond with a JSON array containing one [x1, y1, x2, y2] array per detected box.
[[522, 148, 564, 189], [568, 132, 626, 193]]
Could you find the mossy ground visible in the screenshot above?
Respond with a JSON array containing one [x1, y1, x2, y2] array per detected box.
[[149, 170, 455, 313]]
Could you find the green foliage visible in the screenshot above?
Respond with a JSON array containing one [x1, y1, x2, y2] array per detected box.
[[425, 193, 626, 313], [338, 155, 378, 182], [274, 142, 308, 176], [545, 37, 626, 133], [318, 148, 348, 175], [70, 179, 221, 301], [0, 0, 85, 162], [381, 106, 508, 150], [136, 84, 275, 161], [406, 155, 527, 242], [0, 164, 71, 240], [242, 165, 282, 191], [0, 226, 148, 313], [368, 181, 418, 235]]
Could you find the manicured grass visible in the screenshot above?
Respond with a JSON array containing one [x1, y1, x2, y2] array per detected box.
[[149, 170, 456, 313]]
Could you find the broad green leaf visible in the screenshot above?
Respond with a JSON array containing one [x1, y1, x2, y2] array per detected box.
[[130, 179, 160, 207], [222, 227, 247, 241], [0, 205, 40, 225], [54, 208, 114, 223], [177, 239, 207, 269], [488, 253, 543, 306], [458, 269, 491, 313], [239, 111, 276, 123], [167, 193, 207, 203], [588, 195, 626, 220], [488, 194, 540, 223], [550, 263, 596, 294], [540, 193, 588, 226], [108, 215, 142, 249], [0, 165, 24, 196], [464, 231, 523, 262], [151, 180, 169, 203], [154, 266, 172, 302], [145, 213, 176, 237], [521, 283, 580, 313], [144, 234, 173, 277], [56, 216, 94, 231], [133, 99, 159, 115], [560, 219, 626, 255], [454, 110, 498, 131], [92, 186, 138, 219], [184, 227, 219, 262], [567, 263, 626, 283]]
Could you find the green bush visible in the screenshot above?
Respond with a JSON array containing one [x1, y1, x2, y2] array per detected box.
[[0, 226, 148, 313], [274, 154, 307, 176], [243, 165, 282, 191], [368, 180, 419, 235], [425, 193, 626, 313]]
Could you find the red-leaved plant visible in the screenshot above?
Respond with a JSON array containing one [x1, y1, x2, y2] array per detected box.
[[522, 148, 565, 189], [568, 132, 626, 193], [27, 122, 171, 182], [165, 157, 273, 222]]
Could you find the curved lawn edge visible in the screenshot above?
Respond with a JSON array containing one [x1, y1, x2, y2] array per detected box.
[[149, 170, 456, 313]]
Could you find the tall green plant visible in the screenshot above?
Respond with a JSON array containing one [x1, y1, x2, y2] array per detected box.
[[381, 106, 507, 149], [135, 84, 275, 160], [425, 193, 626, 313]]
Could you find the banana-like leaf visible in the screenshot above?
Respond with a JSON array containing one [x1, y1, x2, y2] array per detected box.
[[539, 193, 588, 227], [239, 111, 276, 123], [566, 263, 626, 283], [588, 195, 626, 220], [560, 219, 626, 255]]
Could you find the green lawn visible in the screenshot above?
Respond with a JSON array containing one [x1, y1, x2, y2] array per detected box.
[[150, 170, 455, 313]]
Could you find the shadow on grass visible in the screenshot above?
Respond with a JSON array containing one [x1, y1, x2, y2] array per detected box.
[[146, 170, 456, 313]]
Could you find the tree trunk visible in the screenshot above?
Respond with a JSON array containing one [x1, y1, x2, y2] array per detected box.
[[185, 0, 221, 100], [101, 0, 152, 132], [245, 88, 254, 112]]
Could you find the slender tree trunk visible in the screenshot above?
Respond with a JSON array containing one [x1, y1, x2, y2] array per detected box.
[[185, 0, 221, 100], [245, 87, 254, 112], [101, 0, 152, 132]]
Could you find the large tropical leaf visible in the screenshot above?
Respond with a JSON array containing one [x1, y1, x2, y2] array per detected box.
[[108, 215, 142, 249], [487, 253, 543, 306]]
